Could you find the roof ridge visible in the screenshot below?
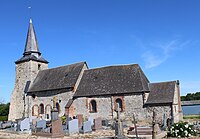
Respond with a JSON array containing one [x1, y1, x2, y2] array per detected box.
[[85, 63, 139, 71], [40, 61, 86, 72], [149, 80, 177, 85]]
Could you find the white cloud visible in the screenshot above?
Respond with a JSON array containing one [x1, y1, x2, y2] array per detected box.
[[142, 39, 191, 69]]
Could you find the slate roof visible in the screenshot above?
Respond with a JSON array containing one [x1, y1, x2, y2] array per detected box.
[[74, 64, 150, 97], [16, 19, 48, 64], [28, 62, 86, 93], [145, 81, 177, 105]]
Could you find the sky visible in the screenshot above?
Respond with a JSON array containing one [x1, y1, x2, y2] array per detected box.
[[0, 0, 200, 103]]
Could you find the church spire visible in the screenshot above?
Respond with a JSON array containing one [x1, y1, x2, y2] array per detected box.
[[15, 18, 48, 64], [23, 18, 40, 55]]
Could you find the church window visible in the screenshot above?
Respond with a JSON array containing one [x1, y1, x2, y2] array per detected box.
[[90, 100, 97, 113], [56, 102, 60, 113], [38, 64, 41, 70], [39, 103, 44, 114], [32, 105, 39, 116], [116, 98, 123, 112]]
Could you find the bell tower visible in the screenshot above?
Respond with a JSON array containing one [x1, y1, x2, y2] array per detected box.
[[8, 19, 48, 121]]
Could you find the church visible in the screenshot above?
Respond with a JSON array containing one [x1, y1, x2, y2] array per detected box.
[[8, 19, 183, 124]]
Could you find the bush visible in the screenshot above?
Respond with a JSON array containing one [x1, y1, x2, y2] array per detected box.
[[167, 122, 197, 138], [0, 116, 8, 121]]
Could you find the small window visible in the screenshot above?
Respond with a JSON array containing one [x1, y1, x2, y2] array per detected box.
[[38, 64, 41, 70], [116, 98, 123, 111], [39, 103, 44, 114], [90, 100, 97, 113], [46, 114, 49, 119]]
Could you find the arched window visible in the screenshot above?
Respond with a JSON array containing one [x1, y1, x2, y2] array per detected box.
[[90, 100, 97, 113], [39, 103, 44, 114], [116, 98, 123, 111], [32, 105, 39, 116], [56, 102, 60, 113]]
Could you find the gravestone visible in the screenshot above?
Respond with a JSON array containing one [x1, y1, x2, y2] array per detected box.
[[50, 96, 64, 138], [20, 118, 30, 131], [36, 119, 46, 129], [0, 121, 3, 129], [51, 119, 64, 138], [82, 121, 92, 133], [2, 121, 12, 129], [88, 117, 94, 126], [68, 119, 79, 134], [77, 114, 83, 128], [93, 117, 102, 131]]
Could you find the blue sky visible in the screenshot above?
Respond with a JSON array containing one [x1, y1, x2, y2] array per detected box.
[[0, 0, 200, 102]]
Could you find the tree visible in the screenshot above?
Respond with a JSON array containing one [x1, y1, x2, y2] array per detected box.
[[0, 103, 10, 116], [181, 92, 200, 101]]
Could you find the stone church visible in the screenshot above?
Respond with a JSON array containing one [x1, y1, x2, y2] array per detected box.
[[9, 19, 183, 124]]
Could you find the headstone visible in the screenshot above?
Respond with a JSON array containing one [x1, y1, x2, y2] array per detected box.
[[51, 119, 64, 138], [0, 121, 3, 129], [77, 114, 83, 128], [2, 121, 12, 129], [36, 120, 46, 129], [88, 117, 94, 126], [68, 119, 79, 134], [82, 121, 92, 133], [20, 118, 30, 131], [93, 117, 102, 131]]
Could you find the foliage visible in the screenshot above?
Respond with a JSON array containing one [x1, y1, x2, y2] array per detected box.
[[0, 116, 8, 121], [167, 122, 197, 138], [60, 115, 66, 124], [181, 92, 200, 101], [0, 103, 10, 116], [183, 115, 200, 119]]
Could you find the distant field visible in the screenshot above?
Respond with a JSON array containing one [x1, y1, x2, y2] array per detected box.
[[183, 115, 200, 119]]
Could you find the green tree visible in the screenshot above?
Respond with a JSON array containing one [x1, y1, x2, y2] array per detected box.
[[0, 103, 10, 116]]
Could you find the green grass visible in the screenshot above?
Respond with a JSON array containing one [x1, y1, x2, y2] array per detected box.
[[183, 115, 200, 119], [0, 116, 8, 121]]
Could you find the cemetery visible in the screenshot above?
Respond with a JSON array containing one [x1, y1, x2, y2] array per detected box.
[[1, 100, 199, 139]]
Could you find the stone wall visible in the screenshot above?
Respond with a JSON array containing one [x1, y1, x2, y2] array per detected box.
[[27, 89, 74, 120], [8, 61, 48, 121]]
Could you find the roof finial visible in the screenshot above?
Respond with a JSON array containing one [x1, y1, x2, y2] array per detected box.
[[29, 18, 32, 24]]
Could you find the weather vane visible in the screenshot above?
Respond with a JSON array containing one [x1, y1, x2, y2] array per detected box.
[[28, 6, 32, 18]]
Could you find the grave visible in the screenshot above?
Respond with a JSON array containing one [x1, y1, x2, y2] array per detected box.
[[50, 96, 64, 138], [93, 117, 102, 131], [0, 121, 3, 129], [77, 114, 83, 128], [36, 119, 46, 129], [81, 121, 92, 133], [2, 121, 12, 129], [88, 117, 94, 126], [68, 119, 79, 134], [20, 118, 30, 131]]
